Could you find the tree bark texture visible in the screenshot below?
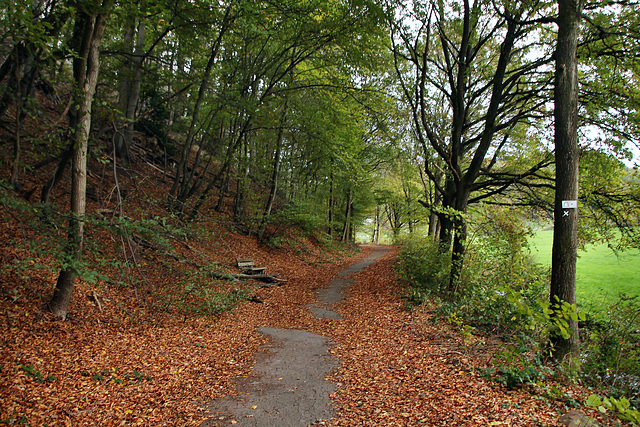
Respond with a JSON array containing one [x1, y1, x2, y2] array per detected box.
[[550, 0, 584, 362], [49, 1, 111, 320]]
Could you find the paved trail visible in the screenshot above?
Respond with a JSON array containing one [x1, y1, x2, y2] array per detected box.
[[204, 246, 391, 426]]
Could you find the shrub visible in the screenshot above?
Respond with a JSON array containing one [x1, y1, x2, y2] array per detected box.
[[269, 200, 326, 236], [440, 207, 551, 335], [397, 208, 558, 388], [582, 294, 640, 403], [395, 236, 451, 302]]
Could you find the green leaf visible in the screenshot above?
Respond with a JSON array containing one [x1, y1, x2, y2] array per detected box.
[[586, 394, 602, 407]]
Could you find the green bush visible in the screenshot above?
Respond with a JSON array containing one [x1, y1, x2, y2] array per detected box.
[[440, 207, 551, 335], [582, 295, 640, 403], [270, 200, 326, 235], [395, 236, 451, 302], [397, 209, 558, 388], [586, 394, 640, 424]]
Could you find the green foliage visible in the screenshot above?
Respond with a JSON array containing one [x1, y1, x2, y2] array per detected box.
[[270, 200, 326, 236], [579, 150, 640, 249], [0, 182, 186, 287], [586, 394, 640, 424], [399, 208, 566, 388], [447, 208, 551, 333], [547, 297, 586, 340], [581, 295, 640, 402], [19, 364, 56, 384], [398, 207, 639, 399], [491, 364, 551, 389], [395, 236, 451, 302]]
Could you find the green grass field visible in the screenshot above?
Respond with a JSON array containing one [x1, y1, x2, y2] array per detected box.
[[530, 229, 640, 308]]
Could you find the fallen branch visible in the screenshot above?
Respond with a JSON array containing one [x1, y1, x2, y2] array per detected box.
[[231, 273, 287, 284]]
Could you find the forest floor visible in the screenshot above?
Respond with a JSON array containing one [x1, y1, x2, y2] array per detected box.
[[1, 236, 611, 426], [0, 124, 614, 426]]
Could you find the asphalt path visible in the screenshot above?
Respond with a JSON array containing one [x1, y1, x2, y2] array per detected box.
[[204, 246, 391, 427]]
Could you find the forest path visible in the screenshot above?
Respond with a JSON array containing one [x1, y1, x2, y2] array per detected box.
[[201, 245, 589, 427], [203, 246, 392, 426]]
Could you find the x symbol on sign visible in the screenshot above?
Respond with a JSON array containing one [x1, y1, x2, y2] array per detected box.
[[563, 211, 570, 217]]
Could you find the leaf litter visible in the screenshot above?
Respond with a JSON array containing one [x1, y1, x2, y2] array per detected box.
[[0, 228, 612, 426]]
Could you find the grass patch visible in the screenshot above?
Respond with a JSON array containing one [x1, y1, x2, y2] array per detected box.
[[531, 229, 640, 307]]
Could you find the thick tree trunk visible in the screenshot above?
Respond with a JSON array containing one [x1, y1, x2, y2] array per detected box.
[[550, 0, 584, 362], [448, 201, 468, 300], [49, 2, 110, 320]]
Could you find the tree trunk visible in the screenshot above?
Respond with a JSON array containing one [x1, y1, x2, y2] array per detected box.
[[188, 118, 250, 220], [233, 134, 249, 223], [258, 102, 288, 241], [170, 6, 233, 204], [372, 204, 380, 244], [328, 163, 335, 238], [11, 61, 22, 191], [49, 1, 111, 320], [448, 201, 468, 300], [550, 0, 584, 362], [114, 18, 145, 167], [341, 188, 353, 242], [41, 141, 73, 203]]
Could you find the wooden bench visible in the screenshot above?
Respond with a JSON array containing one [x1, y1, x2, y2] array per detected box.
[[236, 258, 267, 275]]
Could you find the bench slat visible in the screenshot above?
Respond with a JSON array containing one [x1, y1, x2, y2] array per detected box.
[[237, 258, 267, 275]]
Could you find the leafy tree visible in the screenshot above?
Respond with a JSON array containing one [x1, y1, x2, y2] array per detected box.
[[389, 0, 555, 299]]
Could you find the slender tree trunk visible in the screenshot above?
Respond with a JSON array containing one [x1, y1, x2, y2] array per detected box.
[[114, 19, 145, 167], [49, 1, 111, 320], [41, 141, 73, 203], [341, 188, 353, 242], [0, 44, 28, 119], [233, 134, 249, 223], [170, 7, 233, 204], [188, 118, 250, 220], [550, 0, 584, 362], [0, 6, 70, 118], [258, 102, 288, 241], [215, 166, 231, 212], [11, 64, 22, 191], [372, 204, 380, 244], [328, 163, 335, 238]]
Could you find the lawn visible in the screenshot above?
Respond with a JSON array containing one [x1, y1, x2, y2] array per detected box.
[[530, 229, 640, 308]]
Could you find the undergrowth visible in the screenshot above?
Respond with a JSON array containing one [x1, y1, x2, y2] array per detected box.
[[397, 207, 640, 413]]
